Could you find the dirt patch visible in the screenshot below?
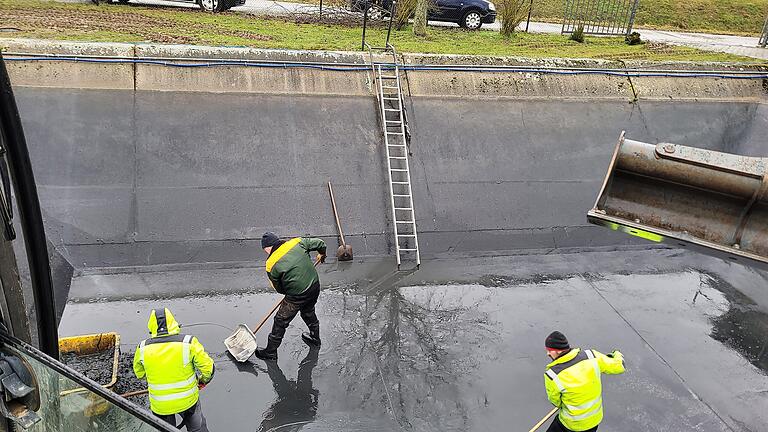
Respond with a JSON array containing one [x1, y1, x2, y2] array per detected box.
[[279, 9, 389, 27], [0, 6, 272, 44], [61, 350, 115, 386]]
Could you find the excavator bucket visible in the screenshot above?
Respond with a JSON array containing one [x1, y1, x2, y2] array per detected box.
[[588, 132, 768, 270]]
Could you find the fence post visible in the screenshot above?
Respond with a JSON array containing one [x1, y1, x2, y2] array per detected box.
[[362, 5, 369, 50], [320, 0, 323, 21], [386, 0, 397, 47], [626, 0, 639, 37], [760, 13, 768, 48], [526, 0, 534, 32]]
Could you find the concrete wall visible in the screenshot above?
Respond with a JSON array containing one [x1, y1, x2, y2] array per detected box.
[[14, 87, 767, 268], [4, 38, 767, 101], [6, 38, 767, 268]]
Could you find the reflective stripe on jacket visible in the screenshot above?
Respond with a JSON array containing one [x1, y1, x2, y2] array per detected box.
[[544, 348, 625, 431], [266, 237, 326, 295], [133, 308, 215, 416]]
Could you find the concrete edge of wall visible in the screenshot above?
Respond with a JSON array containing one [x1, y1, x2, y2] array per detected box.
[[2, 37, 767, 101]]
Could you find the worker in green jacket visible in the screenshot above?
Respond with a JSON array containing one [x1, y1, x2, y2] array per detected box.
[[133, 308, 215, 432], [255, 232, 326, 361], [543, 331, 625, 432]]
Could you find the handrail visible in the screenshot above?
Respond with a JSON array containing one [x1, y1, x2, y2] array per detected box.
[[382, 44, 411, 144], [364, 42, 377, 97]]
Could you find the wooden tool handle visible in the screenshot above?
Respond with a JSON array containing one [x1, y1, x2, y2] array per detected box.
[[251, 298, 283, 334], [528, 408, 558, 432], [251, 258, 321, 333], [327, 181, 346, 246], [120, 389, 148, 398]]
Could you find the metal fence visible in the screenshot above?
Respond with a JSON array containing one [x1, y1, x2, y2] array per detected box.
[[760, 14, 768, 48], [561, 0, 640, 36]]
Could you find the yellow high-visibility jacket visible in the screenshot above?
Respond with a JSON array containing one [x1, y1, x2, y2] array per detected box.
[[133, 308, 215, 416], [544, 348, 625, 431]]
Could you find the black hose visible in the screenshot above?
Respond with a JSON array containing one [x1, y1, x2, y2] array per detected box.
[[0, 53, 59, 358], [182, 322, 234, 331]]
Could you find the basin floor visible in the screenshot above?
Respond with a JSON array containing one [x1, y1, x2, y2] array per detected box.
[[59, 249, 768, 432]]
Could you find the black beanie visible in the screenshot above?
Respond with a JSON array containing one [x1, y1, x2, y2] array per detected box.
[[261, 232, 280, 249], [545, 331, 570, 350]]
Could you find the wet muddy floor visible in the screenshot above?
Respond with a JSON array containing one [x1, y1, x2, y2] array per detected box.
[[59, 249, 768, 432]]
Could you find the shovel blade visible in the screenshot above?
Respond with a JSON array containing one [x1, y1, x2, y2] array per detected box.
[[336, 245, 353, 261], [224, 324, 259, 362]]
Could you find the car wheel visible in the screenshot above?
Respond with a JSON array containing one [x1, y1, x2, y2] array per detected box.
[[461, 10, 482, 30], [198, 0, 221, 12]]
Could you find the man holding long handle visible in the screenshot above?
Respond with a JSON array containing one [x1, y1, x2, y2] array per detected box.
[[542, 331, 625, 432], [255, 232, 326, 361]]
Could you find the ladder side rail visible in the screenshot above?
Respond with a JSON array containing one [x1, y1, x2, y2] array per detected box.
[[393, 62, 420, 266], [377, 65, 403, 267]]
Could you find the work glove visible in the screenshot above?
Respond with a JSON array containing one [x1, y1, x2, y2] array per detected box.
[[318, 254, 326, 264], [608, 350, 625, 366], [198, 382, 207, 390]]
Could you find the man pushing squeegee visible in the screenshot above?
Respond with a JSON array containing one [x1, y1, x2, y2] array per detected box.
[[225, 233, 326, 362]]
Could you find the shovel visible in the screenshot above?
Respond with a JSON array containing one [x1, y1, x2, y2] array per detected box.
[[83, 389, 149, 418], [328, 181, 353, 262], [528, 407, 558, 432], [224, 258, 322, 362]]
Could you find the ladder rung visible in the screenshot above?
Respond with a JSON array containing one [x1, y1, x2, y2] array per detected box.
[[384, 108, 400, 112], [394, 207, 413, 211], [382, 85, 398, 89], [396, 221, 415, 224], [382, 97, 400, 101], [399, 248, 418, 251], [391, 168, 408, 171], [390, 157, 407, 160], [386, 132, 405, 135], [388, 144, 406, 147], [380, 75, 398, 79], [393, 194, 410, 197], [385, 120, 401, 123], [397, 234, 416, 237], [392, 181, 410, 184]]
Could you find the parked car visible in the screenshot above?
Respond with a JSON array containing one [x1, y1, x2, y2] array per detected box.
[[353, 0, 496, 30], [106, 0, 245, 12], [426, 0, 496, 30]]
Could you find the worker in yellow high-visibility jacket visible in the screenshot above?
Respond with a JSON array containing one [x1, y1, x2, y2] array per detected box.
[[543, 331, 625, 432], [133, 308, 215, 432]]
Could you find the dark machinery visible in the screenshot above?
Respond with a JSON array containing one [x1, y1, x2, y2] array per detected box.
[[589, 132, 768, 270]]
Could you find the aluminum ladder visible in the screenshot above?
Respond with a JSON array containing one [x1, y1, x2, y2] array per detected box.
[[370, 47, 420, 269]]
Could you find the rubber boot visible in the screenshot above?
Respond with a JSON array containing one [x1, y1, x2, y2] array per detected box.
[[301, 324, 321, 347], [254, 337, 279, 361]]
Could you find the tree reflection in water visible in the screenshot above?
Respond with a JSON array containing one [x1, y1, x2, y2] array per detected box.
[[327, 276, 497, 431]]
